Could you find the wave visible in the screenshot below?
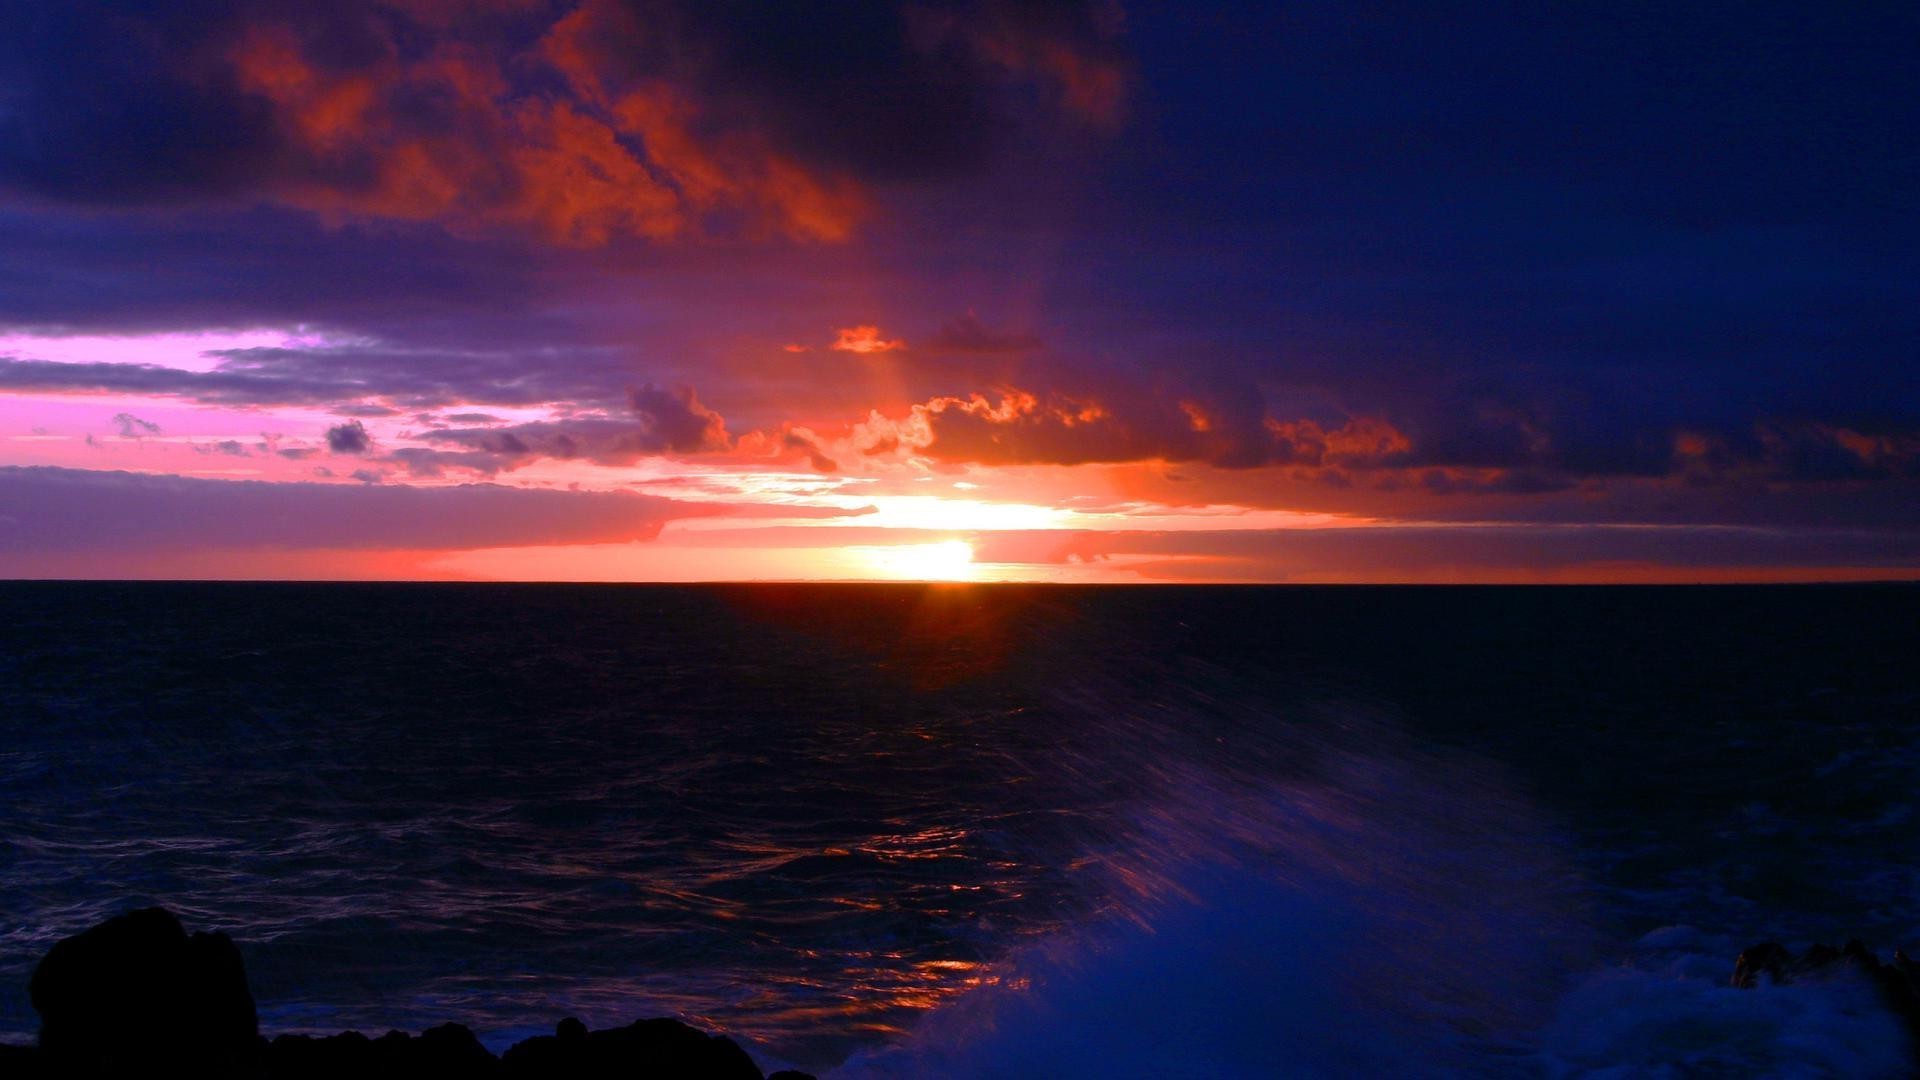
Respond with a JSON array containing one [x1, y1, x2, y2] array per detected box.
[[831, 699, 1912, 1078]]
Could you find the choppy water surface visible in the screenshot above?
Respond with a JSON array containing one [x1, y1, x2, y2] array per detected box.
[[1, 583, 1916, 1075]]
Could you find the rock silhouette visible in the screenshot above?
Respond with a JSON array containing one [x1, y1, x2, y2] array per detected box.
[[3, 908, 815, 1079], [28, 907, 258, 1076], [499, 1017, 766, 1078], [1732, 938, 1920, 1044]]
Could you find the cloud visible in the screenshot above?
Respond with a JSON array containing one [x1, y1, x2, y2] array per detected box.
[[0, 1, 1128, 245], [544, 0, 1129, 180], [0, 465, 702, 552], [1750, 422, 1920, 483], [0, 340, 642, 411], [408, 384, 731, 472], [419, 418, 661, 471], [856, 382, 1411, 470], [838, 366, 1920, 489], [112, 412, 161, 439], [325, 419, 371, 454], [781, 429, 839, 474], [226, 21, 862, 246], [629, 383, 731, 452], [0, 465, 866, 557], [925, 312, 1042, 354], [1414, 468, 1576, 497], [831, 325, 907, 354], [0, 355, 360, 407]]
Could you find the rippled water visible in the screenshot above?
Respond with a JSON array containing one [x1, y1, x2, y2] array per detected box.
[[1, 583, 1916, 1074]]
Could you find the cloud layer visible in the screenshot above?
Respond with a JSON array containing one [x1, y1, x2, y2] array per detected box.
[[0, 1, 1126, 244], [1, 3, 1916, 580]]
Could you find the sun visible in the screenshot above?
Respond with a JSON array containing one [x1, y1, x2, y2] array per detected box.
[[855, 539, 977, 581]]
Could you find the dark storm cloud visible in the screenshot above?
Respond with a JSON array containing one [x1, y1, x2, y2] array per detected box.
[[0, 0, 1125, 242], [563, 0, 1128, 180], [324, 420, 371, 454]]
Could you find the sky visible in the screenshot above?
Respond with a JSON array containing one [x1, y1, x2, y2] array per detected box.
[[1, 1, 1916, 582]]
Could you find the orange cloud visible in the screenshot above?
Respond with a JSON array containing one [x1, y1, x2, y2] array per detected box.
[[831, 326, 907, 354], [850, 386, 1413, 470], [1266, 415, 1412, 467], [225, 14, 864, 246]]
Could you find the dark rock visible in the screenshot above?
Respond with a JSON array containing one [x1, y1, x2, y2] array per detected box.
[[1731, 940, 1790, 988], [1733, 938, 1920, 1047], [266, 1024, 502, 1079], [21, 907, 808, 1079], [28, 906, 258, 1077], [502, 1017, 769, 1079], [413, 1023, 499, 1073], [265, 1030, 374, 1078], [0, 1042, 45, 1079], [499, 1033, 565, 1074]]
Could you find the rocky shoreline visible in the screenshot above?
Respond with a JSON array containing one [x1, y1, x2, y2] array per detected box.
[[0, 908, 816, 1078], [8, 908, 1920, 1077]]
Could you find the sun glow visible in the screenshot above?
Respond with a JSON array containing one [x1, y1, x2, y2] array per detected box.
[[832, 496, 1070, 531], [852, 539, 977, 581]]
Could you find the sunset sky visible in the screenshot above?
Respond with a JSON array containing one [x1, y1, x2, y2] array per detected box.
[[2, 2, 1916, 582]]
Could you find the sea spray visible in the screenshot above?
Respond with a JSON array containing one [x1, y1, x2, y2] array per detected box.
[[838, 673, 1917, 1078], [840, 698, 1595, 1077]]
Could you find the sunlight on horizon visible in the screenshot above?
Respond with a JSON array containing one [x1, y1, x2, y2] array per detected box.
[[849, 539, 978, 581]]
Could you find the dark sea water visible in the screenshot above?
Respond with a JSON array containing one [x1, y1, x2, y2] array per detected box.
[[2, 582, 1917, 1076]]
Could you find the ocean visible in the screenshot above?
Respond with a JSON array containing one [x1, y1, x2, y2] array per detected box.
[[1, 582, 1915, 1075]]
